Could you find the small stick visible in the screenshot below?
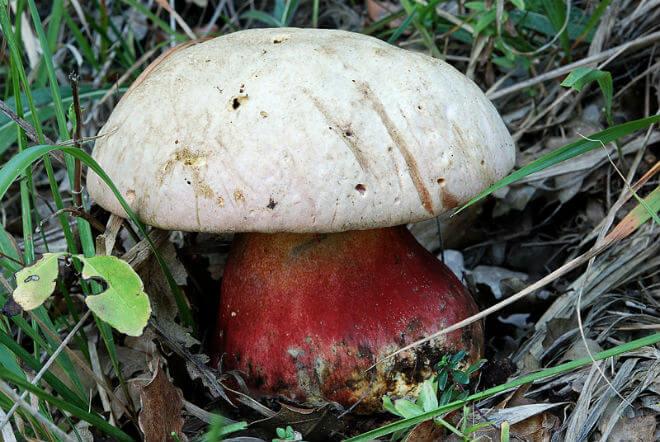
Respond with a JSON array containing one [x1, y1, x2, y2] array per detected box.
[[0, 99, 66, 165], [0, 100, 51, 145], [39, 207, 106, 233], [69, 73, 84, 209]]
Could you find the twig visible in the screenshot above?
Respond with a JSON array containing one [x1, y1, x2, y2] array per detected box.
[[202, 0, 229, 36], [88, 333, 115, 425], [488, 30, 660, 100], [39, 207, 106, 233], [0, 311, 91, 432], [0, 100, 52, 145], [155, 0, 197, 40], [149, 319, 233, 404], [0, 99, 66, 165], [69, 73, 84, 209]]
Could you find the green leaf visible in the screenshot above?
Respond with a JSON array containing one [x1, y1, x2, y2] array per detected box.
[[439, 387, 454, 406], [561, 67, 613, 124], [417, 379, 439, 412], [450, 350, 467, 367], [501, 421, 510, 442], [467, 359, 486, 374], [510, 0, 525, 10], [473, 9, 497, 35], [8, 251, 151, 336], [394, 399, 425, 418], [11, 253, 65, 310], [437, 370, 449, 391], [453, 371, 470, 385], [382, 395, 401, 416], [79, 255, 151, 337], [465, 2, 486, 11], [0, 143, 191, 325]]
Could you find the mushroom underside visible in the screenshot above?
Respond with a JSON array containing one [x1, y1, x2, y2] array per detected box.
[[215, 225, 483, 413]]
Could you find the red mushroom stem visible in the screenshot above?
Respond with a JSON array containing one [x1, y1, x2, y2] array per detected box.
[[215, 225, 483, 412]]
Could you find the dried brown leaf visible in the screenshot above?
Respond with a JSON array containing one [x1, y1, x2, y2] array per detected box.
[[138, 365, 186, 442], [608, 414, 656, 442]]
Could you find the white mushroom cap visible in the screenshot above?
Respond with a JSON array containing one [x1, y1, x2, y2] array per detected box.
[[88, 28, 515, 233]]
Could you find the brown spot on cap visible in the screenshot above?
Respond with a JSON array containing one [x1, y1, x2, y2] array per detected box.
[[234, 190, 245, 202], [441, 189, 459, 209]]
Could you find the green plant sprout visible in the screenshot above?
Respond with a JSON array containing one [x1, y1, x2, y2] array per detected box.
[[382, 351, 485, 439], [274, 425, 302, 442]]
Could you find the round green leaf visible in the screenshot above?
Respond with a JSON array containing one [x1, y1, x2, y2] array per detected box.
[[12, 252, 65, 310], [80, 255, 151, 336]]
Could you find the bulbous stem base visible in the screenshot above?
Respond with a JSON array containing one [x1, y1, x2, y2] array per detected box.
[[214, 226, 483, 412]]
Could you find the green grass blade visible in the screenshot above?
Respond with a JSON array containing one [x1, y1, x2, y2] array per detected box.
[[0, 225, 21, 271], [457, 115, 660, 213], [346, 333, 660, 441], [561, 67, 613, 124], [63, 11, 100, 69], [35, 0, 65, 86], [0, 366, 134, 441], [241, 10, 283, 27], [26, 0, 69, 141], [312, 0, 319, 28], [387, 10, 416, 44], [543, 0, 570, 56], [574, 0, 611, 44], [9, 58, 35, 265]]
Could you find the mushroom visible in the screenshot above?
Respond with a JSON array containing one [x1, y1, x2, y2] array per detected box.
[[88, 28, 515, 412]]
